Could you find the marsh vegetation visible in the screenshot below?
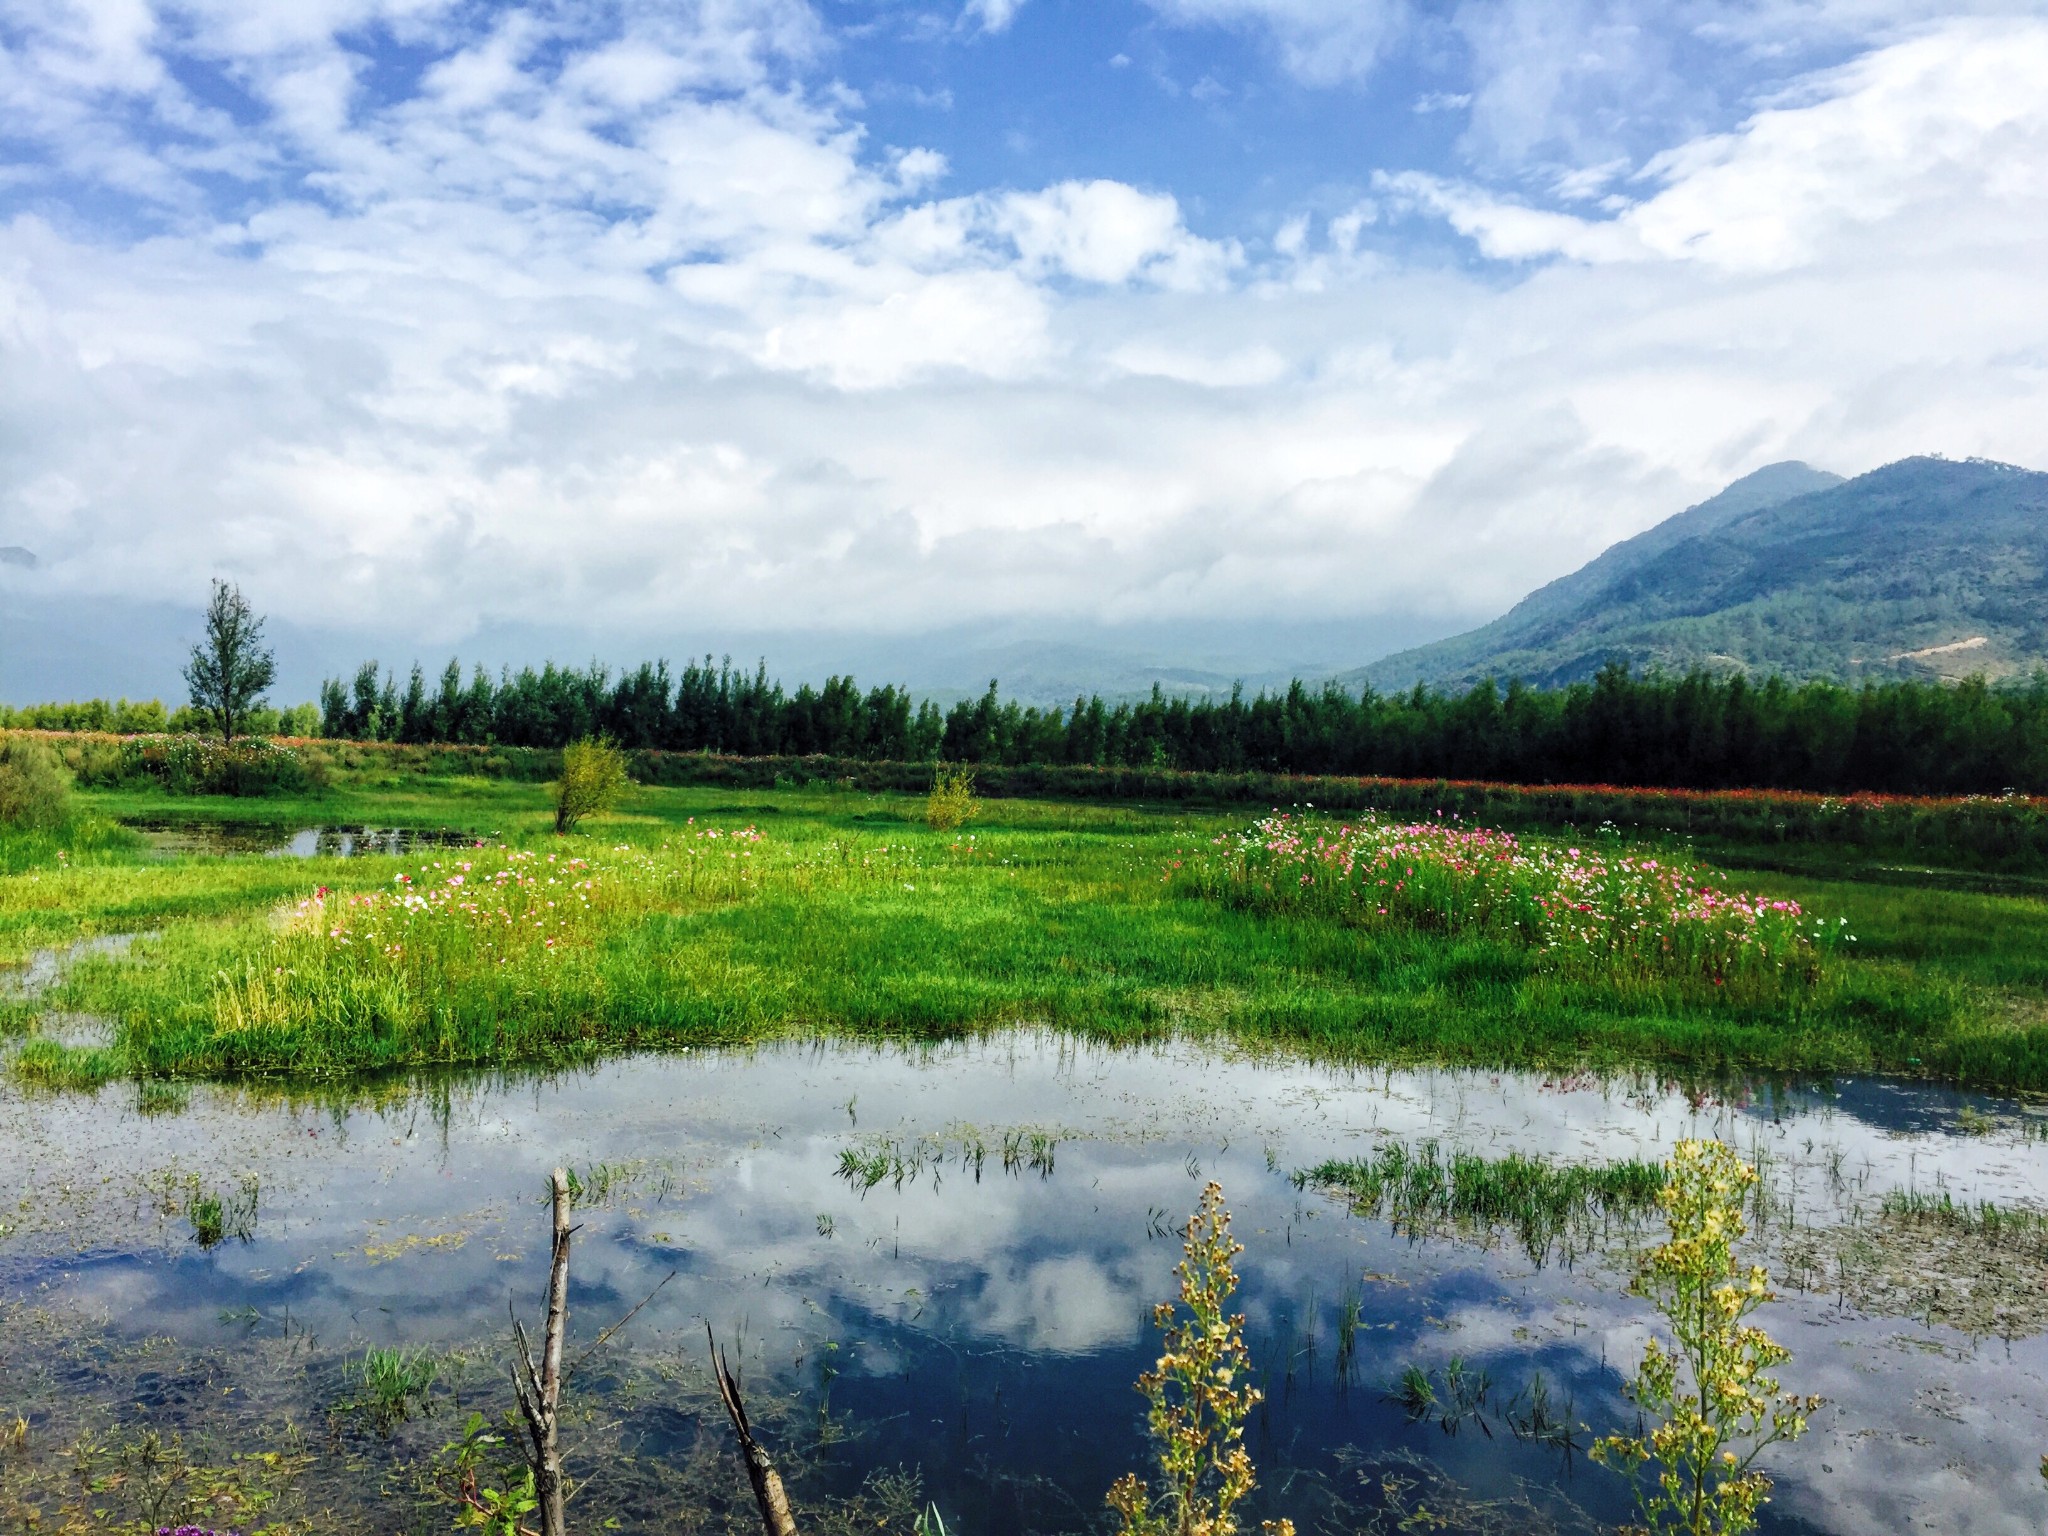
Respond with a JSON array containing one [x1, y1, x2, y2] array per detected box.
[[4, 763, 2048, 1534], [5, 770, 2048, 1091]]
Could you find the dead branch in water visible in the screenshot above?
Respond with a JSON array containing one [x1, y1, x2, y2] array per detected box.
[[708, 1322, 800, 1536], [512, 1168, 574, 1536]]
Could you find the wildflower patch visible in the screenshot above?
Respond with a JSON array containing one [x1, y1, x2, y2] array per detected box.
[[1188, 813, 1849, 993]]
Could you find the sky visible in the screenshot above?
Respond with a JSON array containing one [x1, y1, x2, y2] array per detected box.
[[3, 0, 2048, 687]]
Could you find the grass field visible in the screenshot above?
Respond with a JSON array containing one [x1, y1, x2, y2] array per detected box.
[[5, 773, 2048, 1091]]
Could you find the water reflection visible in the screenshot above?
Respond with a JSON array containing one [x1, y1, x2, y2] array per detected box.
[[4, 1035, 2046, 1535], [120, 817, 489, 858]]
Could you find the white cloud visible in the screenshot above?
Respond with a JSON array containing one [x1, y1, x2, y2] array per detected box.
[[1141, 0, 1411, 86], [987, 179, 1237, 289], [0, 7, 2046, 656], [961, 0, 1027, 34], [1386, 19, 2048, 272]]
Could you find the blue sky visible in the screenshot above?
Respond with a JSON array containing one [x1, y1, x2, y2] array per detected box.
[[2, 0, 2046, 667]]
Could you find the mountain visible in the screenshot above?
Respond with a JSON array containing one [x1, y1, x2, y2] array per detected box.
[[1356, 456, 2048, 691]]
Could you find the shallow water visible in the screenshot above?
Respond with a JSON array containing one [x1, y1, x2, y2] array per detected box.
[[4, 1036, 2047, 1534], [120, 817, 490, 858]]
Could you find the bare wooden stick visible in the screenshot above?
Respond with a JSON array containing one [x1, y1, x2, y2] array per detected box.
[[569, 1269, 676, 1377], [707, 1323, 800, 1536], [512, 1169, 574, 1536]]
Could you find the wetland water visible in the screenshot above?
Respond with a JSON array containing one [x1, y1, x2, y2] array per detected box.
[[119, 818, 489, 858], [3, 1035, 2046, 1534]]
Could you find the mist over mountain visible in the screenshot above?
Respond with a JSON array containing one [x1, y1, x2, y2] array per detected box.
[[14, 456, 2046, 713], [0, 572, 1463, 711], [1357, 456, 2048, 692]]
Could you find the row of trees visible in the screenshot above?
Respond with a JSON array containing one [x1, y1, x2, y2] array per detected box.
[[15, 579, 2048, 794], [317, 654, 2048, 795], [0, 696, 319, 738]]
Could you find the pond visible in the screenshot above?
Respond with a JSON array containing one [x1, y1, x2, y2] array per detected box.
[[2, 1035, 2045, 1535], [120, 818, 492, 858]]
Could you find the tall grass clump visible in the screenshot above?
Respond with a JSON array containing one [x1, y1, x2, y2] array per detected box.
[[1191, 813, 1848, 996], [0, 734, 71, 831], [1592, 1140, 1819, 1536], [925, 765, 978, 832], [553, 737, 630, 833]]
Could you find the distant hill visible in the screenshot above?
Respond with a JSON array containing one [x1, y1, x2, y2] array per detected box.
[[1356, 456, 2048, 691]]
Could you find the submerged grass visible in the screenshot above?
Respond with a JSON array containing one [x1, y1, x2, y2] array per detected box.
[[5, 777, 2048, 1090], [342, 1346, 444, 1434], [1304, 1142, 1667, 1266], [142, 1169, 261, 1247], [1877, 1188, 2048, 1251]]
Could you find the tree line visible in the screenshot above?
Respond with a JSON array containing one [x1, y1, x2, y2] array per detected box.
[[311, 656, 2048, 795]]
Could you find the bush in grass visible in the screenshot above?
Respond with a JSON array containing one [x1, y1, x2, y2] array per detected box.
[[553, 737, 630, 833], [925, 765, 978, 831], [0, 734, 71, 830]]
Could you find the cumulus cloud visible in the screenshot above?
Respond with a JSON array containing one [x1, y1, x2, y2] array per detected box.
[[1382, 20, 2048, 271], [0, 4, 2046, 654]]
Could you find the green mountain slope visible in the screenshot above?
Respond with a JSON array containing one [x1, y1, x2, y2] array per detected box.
[[1358, 456, 2048, 690]]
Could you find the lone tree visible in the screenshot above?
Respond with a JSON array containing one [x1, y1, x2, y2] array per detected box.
[[184, 578, 277, 743]]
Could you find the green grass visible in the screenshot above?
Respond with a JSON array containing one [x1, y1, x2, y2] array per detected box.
[[5, 775, 2048, 1091]]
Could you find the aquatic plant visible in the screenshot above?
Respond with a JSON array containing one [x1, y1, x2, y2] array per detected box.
[[560, 1161, 648, 1209], [553, 737, 630, 834], [1392, 1359, 1579, 1452], [156, 1173, 259, 1248], [1392, 1364, 1435, 1420], [925, 765, 978, 832], [12, 1428, 309, 1534], [1304, 1142, 1665, 1266], [345, 1345, 444, 1434], [1198, 813, 1848, 995], [1591, 1140, 1820, 1536], [1390, 1357, 1492, 1436], [836, 1127, 1063, 1193], [1878, 1187, 2048, 1250], [1334, 1290, 1361, 1382], [1107, 1181, 1295, 1536]]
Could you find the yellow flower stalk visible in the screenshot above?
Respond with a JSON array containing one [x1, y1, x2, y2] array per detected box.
[[1108, 1181, 1294, 1536], [1592, 1140, 1822, 1536]]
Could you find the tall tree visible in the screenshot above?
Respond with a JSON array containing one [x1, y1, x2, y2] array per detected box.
[[183, 579, 277, 743]]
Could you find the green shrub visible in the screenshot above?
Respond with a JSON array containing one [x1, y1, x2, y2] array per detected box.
[[553, 737, 630, 833], [64, 735, 135, 787], [925, 765, 978, 831], [0, 734, 71, 829]]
